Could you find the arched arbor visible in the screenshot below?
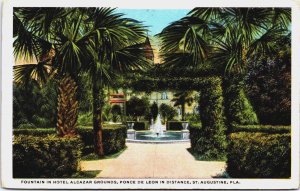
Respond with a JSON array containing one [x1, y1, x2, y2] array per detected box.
[[122, 66, 258, 160]]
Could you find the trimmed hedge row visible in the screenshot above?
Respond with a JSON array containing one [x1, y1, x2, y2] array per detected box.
[[127, 121, 150, 131], [78, 125, 126, 155], [14, 124, 127, 155], [166, 121, 188, 130], [13, 135, 82, 178], [231, 125, 290, 134], [227, 131, 291, 178], [14, 128, 56, 136]]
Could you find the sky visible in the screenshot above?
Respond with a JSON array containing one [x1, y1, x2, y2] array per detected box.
[[117, 9, 189, 36]]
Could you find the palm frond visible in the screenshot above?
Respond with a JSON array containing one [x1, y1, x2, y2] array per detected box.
[[247, 27, 287, 58], [14, 61, 52, 87]]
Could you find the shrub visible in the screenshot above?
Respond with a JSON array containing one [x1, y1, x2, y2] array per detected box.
[[78, 112, 93, 126], [195, 78, 227, 160], [166, 121, 186, 130], [150, 102, 159, 120], [14, 128, 56, 136], [223, 77, 259, 126], [232, 125, 290, 134], [190, 125, 226, 161], [245, 40, 291, 125], [159, 104, 176, 123], [127, 121, 149, 131], [13, 125, 127, 156], [227, 132, 291, 178], [111, 105, 122, 122], [13, 135, 82, 178], [126, 96, 150, 120], [78, 125, 126, 155], [13, 80, 57, 129]]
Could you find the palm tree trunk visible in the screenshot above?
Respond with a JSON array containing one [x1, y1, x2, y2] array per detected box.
[[92, 83, 105, 156], [57, 75, 78, 137], [181, 103, 185, 121]]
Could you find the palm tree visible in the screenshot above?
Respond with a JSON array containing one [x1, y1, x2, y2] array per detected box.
[[159, 8, 290, 74], [13, 8, 150, 155], [171, 91, 194, 121], [79, 8, 150, 156], [13, 8, 87, 137]]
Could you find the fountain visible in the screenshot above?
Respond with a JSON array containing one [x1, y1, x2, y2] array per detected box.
[[126, 115, 190, 143], [150, 114, 165, 137]]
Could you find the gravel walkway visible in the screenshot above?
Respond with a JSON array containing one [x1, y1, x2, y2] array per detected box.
[[80, 142, 226, 178]]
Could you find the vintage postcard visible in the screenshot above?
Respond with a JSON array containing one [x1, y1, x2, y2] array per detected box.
[[1, 0, 300, 189]]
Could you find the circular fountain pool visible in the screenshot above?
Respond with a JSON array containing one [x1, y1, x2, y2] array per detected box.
[[126, 131, 190, 143]]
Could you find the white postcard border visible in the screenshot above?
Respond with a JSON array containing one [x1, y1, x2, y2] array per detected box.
[[1, 0, 300, 189]]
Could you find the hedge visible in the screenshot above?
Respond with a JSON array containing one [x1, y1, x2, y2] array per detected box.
[[231, 125, 291, 134], [13, 135, 82, 178], [166, 121, 188, 130], [14, 124, 127, 155], [223, 77, 258, 127], [127, 121, 149, 131], [227, 132, 291, 178], [189, 78, 227, 160], [14, 128, 56, 136], [78, 125, 126, 155]]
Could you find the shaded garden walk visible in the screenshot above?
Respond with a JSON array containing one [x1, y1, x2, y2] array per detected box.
[[80, 143, 226, 178]]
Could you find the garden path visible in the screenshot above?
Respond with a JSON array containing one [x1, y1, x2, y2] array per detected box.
[[80, 142, 226, 178]]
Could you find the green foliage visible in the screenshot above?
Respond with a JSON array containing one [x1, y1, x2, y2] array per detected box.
[[159, 8, 290, 74], [14, 7, 150, 156], [111, 104, 122, 115], [223, 77, 259, 127], [13, 135, 82, 178], [166, 121, 185, 131], [14, 128, 56, 136], [159, 103, 176, 123], [227, 132, 291, 178], [71, 171, 100, 178], [185, 113, 200, 123], [232, 124, 290, 134], [102, 104, 113, 122], [81, 147, 127, 161], [13, 80, 58, 128], [78, 126, 126, 155], [190, 78, 227, 160], [150, 102, 159, 120], [111, 105, 122, 122], [13, 125, 127, 156], [130, 121, 149, 131], [126, 96, 150, 120], [245, 37, 291, 125], [171, 91, 194, 120], [78, 112, 93, 126]]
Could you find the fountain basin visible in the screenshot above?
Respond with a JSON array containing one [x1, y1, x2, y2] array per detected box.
[[126, 131, 190, 143]]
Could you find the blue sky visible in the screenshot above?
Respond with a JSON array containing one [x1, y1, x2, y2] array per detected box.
[[117, 9, 189, 36]]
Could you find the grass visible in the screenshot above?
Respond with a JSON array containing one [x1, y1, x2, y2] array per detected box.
[[187, 148, 227, 161], [81, 147, 127, 161], [71, 170, 101, 178], [212, 171, 231, 178]]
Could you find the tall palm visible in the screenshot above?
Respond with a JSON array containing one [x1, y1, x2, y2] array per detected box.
[[13, 8, 88, 136], [171, 91, 194, 121], [82, 8, 150, 156]]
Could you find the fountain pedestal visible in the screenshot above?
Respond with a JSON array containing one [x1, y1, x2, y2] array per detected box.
[[181, 130, 190, 140], [127, 129, 136, 140]]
